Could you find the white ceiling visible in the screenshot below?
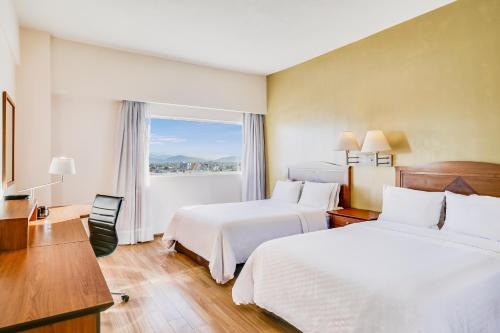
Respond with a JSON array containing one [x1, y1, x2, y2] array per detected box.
[[14, 0, 454, 75]]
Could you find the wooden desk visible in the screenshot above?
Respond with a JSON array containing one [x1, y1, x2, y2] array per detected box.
[[0, 199, 37, 250], [0, 213, 113, 332]]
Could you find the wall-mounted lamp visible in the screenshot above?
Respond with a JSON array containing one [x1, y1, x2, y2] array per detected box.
[[361, 130, 393, 167], [333, 131, 360, 165], [19, 157, 77, 199]]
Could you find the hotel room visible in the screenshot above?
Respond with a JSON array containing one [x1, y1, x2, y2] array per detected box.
[[1, 0, 500, 332]]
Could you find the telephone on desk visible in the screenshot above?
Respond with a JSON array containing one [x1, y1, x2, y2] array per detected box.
[[37, 206, 50, 219]]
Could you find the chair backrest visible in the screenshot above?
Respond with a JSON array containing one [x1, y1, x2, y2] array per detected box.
[[88, 194, 123, 257]]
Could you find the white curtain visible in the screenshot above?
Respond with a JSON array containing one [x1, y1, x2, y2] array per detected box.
[[114, 101, 153, 244], [241, 113, 266, 201]]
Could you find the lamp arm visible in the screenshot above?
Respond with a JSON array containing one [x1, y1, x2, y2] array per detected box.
[[18, 175, 64, 193], [345, 150, 359, 165]]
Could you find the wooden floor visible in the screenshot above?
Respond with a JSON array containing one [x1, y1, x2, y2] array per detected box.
[[99, 236, 299, 333]]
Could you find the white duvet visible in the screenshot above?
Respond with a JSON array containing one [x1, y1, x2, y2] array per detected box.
[[233, 221, 500, 333], [163, 199, 327, 284]]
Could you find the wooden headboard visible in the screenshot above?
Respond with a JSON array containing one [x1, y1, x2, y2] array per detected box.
[[395, 161, 500, 197], [288, 162, 351, 208]]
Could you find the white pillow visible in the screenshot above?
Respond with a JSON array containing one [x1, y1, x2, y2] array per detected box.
[[378, 185, 445, 228], [298, 181, 339, 210], [442, 191, 500, 241], [329, 184, 342, 210], [271, 180, 302, 203]]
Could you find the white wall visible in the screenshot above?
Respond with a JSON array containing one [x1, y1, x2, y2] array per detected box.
[[150, 103, 243, 122], [51, 95, 120, 206], [51, 38, 266, 114], [14, 29, 52, 204], [0, 0, 19, 195], [0, 0, 18, 94], [148, 174, 242, 234], [15, 30, 259, 234]]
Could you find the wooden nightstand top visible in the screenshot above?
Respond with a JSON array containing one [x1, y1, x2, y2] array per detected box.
[[328, 208, 380, 221]]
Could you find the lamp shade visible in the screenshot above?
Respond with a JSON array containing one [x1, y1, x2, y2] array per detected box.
[[361, 130, 391, 153], [333, 131, 360, 151], [49, 157, 76, 175]]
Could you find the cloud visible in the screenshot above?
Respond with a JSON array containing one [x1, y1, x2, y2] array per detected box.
[[150, 134, 186, 144]]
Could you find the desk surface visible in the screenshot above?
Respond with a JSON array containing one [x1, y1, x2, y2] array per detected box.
[[32, 204, 92, 225], [0, 199, 36, 221], [29, 218, 89, 247], [0, 214, 113, 332]]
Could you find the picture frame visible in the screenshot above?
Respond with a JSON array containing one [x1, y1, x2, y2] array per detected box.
[[2, 91, 15, 188]]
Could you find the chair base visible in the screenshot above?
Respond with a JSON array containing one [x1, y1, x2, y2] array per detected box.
[[111, 291, 129, 302]]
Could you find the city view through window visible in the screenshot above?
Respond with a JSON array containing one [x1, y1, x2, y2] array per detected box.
[[149, 118, 242, 175]]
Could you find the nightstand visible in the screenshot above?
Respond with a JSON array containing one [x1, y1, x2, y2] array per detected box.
[[327, 208, 380, 228]]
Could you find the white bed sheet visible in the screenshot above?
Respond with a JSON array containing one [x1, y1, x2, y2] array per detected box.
[[233, 221, 500, 333], [163, 199, 327, 284]]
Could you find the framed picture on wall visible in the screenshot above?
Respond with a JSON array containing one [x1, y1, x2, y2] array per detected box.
[[2, 91, 15, 187]]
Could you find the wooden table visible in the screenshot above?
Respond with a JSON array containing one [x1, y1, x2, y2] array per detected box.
[[0, 207, 113, 332], [327, 208, 380, 228]]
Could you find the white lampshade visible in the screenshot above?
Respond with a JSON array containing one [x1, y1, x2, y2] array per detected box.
[[49, 157, 76, 175], [333, 131, 360, 151], [361, 130, 391, 153]]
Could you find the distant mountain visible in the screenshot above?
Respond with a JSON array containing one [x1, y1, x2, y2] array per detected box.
[[213, 156, 240, 163], [165, 155, 208, 163], [149, 154, 172, 163], [150, 154, 240, 163]]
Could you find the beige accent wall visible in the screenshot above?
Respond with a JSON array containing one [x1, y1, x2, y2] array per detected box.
[[265, 0, 500, 211]]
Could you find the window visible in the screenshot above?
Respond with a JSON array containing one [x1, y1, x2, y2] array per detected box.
[[149, 118, 242, 175]]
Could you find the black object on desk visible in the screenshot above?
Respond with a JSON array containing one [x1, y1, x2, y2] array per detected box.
[[4, 195, 31, 200], [37, 206, 50, 219]]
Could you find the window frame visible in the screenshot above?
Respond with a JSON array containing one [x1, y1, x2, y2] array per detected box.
[[148, 116, 243, 177]]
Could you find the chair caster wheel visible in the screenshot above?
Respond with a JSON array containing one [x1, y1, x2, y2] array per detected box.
[[121, 294, 129, 302]]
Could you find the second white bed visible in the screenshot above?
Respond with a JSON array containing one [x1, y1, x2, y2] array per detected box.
[[233, 221, 500, 333]]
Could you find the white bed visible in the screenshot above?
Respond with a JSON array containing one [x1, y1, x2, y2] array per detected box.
[[163, 162, 351, 284], [164, 200, 328, 283], [233, 161, 500, 332], [233, 221, 500, 332]]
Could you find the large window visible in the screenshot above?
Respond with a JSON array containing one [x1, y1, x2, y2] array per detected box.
[[149, 118, 242, 175]]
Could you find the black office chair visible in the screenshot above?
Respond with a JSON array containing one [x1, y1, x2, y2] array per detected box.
[[88, 194, 129, 302]]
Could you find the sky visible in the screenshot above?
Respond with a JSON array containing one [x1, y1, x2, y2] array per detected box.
[[149, 118, 242, 160]]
